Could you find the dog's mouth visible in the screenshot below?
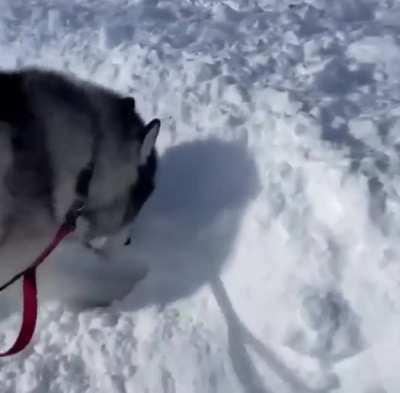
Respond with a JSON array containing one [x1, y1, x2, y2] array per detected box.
[[84, 231, 132, 252], [85, 236, 109, 251]]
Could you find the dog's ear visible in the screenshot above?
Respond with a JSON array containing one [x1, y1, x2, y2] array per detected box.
[[140, 119, 160, 164]]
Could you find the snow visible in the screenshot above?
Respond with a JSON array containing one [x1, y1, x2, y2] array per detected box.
[[0, 0, 399, 392]]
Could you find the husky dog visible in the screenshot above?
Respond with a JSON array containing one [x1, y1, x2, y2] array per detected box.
[[0, 68, 160, 279]]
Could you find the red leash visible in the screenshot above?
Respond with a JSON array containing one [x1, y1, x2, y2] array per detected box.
[[0, 140, 95, 357], [0, 222, 75, 357]]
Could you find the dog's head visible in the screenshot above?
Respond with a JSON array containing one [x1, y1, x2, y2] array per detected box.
[[0, 69, 161, 247], [79, 95, 161, 246]]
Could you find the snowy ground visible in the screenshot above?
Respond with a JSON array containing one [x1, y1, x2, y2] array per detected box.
[[0, 0, 399, 391]]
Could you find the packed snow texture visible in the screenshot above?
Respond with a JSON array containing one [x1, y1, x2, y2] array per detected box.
[[0, 0, 399, 392]]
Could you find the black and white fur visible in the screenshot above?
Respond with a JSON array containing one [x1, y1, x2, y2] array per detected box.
[[0, 68, 160, 275]]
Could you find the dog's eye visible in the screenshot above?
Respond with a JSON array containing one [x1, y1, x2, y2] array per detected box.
[[124, 236, 131, 246]]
